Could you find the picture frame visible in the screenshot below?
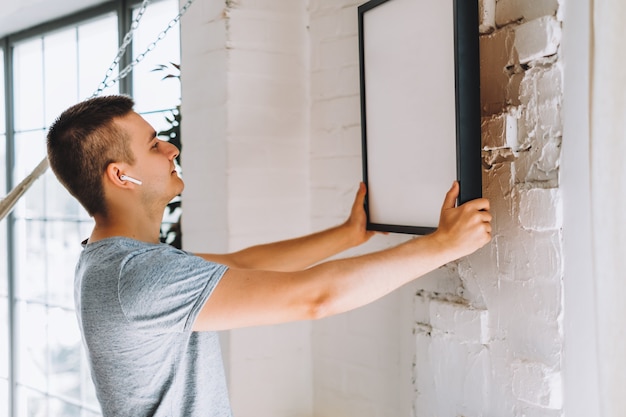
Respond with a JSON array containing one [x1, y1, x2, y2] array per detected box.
[[358, 0, 482, 235]]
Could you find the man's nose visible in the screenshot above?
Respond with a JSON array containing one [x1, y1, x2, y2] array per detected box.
[[163, 141, 179, 159]]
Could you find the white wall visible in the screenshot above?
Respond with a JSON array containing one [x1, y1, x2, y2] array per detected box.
[[180, 1, 312, 416], [561, 0, 602, 415], [307, 1, 418, 416], [181, 0, 570, 416]]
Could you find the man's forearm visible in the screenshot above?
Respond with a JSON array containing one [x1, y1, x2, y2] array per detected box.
[[216, 222, 362, 271], [301, 233, 457, 319], [198, 183, 373, 271]]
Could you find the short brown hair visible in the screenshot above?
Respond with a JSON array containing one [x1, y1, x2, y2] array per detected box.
[[47, 95, 135, 217]]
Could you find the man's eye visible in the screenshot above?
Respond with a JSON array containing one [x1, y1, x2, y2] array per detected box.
[[152, 141, 159, 149]]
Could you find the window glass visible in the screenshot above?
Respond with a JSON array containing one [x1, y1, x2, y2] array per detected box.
[[48, 307, 82, 400], [78, 13, 119, 99], [132, 0, 181, 113], [13, 38, 45, 132], [10, 10, 119, 417], [16, 386, 46, 417], [0, 298, 8, 378], [46, 221, 84, 308], [0, 46, 8, 417], [6, 2, 182, 416], [44, 169, 83, 221], [0, 47, 5, 134], [49, 398, 82, 417], [16, 302, 47, 391], [0, 378, 8, 417], [1, 47, 7, 296], [14, 219, 47, 303], [44, 28, 79, 126], [12, 130, 46, 220]]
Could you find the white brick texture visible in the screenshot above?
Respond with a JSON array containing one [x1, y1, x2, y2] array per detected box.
[[181, 0, 566, 416], [414, 0, 564, 416]]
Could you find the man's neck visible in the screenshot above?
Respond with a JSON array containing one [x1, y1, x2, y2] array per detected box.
[[90, 209, 162, 244]]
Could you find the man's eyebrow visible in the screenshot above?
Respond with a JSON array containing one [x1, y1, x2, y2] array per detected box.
[[147, 130, 157, 143]]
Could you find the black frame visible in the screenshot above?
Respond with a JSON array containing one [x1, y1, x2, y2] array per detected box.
[[358, 0, 481, 235]]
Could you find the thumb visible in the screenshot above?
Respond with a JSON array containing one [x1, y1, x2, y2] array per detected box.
[[354, 182, 367, 207], [441, 181, 459, 211]]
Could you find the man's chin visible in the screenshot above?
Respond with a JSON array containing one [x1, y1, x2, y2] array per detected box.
[[173, 178, 184, 195]]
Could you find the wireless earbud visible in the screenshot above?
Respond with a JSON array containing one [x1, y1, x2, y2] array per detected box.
[[120, 175, 143, 185]]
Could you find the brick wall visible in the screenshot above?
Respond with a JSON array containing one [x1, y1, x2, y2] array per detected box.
[[181, 1, 313, 417], [308, 1, 417, 416], [413, 1, 565, 416], [181, 0, 566, 416]]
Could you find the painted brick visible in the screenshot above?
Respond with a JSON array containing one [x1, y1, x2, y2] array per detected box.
[[309, 7, 357, 41], [413, 264, 466, 299], [517, 188, 562, 231], [518, 64, 564, 143], [414, 293, 431, 325], [429, 299, 490, 344], [318, 36, 359, 70], [310, 96, 361, 131], [514, 17, 562, 64], [479, 0, 496, 33], [310, 65, 360, 100], [182, 0, 568, 415], [482, 161, 517, 233], [480, 27, 522, 114], [513, 136, 561, 185], [414, 332, 437, 415], [482, 110, 519, 149], [495, 228, 563, 282], [311, 156, 361, 186], [511, 360, 563, 409], [456, 257, 488, 308], [496, 0, 560, 27], [310, 124, 361, 158], [427, 334, 491, 416]]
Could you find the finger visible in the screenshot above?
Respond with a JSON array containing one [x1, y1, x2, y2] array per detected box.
[[354, 182, 367, 206], [462, 197, 490, 212], [441, 181, 459, 211]]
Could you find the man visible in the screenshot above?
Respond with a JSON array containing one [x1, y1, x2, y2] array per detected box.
[[46, 95, 491, 417]]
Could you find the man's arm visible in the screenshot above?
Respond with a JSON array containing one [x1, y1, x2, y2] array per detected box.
[[192, 182, 492, 331], [196, 183, 375, 272]]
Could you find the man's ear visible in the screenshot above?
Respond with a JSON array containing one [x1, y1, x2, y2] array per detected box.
[[104, 163, 130, 188]]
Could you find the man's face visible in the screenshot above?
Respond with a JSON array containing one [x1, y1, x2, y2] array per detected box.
[[115, 111, 184, 206]]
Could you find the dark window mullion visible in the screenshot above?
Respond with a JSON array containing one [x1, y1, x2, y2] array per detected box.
[[119, 0, 134, 95], [3, 34, 17, 417]]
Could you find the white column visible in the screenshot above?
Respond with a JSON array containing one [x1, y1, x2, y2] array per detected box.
[[589, 0, 626, 415]]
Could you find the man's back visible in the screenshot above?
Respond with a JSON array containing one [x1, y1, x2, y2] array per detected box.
[[76, 237, 231, 417]]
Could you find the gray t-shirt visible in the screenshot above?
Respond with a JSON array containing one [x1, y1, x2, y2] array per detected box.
[[75, 237, 231, 417]]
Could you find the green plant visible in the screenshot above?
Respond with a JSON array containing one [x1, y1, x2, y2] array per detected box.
[[153, 62, 183, 249]]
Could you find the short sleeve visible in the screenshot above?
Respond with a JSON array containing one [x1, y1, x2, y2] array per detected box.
[[118, 246, 228, 332]]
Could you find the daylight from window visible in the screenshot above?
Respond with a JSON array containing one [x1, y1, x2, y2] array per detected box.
[[1, 1, 181, 415]]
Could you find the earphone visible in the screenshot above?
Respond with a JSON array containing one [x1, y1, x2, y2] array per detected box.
[[120, 175, 143, 185]]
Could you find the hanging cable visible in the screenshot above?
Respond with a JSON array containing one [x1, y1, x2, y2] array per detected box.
[[92, 0, 152, 97], [93, 0, 194, 96]]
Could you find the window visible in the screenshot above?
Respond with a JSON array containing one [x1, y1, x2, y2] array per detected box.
[[1, 1, 182, 415], [1, 44, 10, 417]]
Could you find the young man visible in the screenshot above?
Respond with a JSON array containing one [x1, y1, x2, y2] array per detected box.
[[46, 95, 491, 417]]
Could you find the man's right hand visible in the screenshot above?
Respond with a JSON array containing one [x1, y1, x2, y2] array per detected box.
[[431, 181, 492, 259]]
